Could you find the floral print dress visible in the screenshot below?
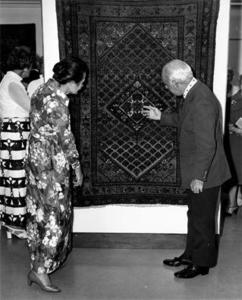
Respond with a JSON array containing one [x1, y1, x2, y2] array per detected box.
[[26, 79, 80, 274]]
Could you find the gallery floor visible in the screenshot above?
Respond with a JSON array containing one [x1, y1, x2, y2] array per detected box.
[[1, 209, 242, 300]]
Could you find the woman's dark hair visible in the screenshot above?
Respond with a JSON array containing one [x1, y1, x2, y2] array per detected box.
[[6, 46, 34, 71], [52, 57, 88, 84]]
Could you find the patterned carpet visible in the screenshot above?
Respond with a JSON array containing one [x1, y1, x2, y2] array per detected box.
[[56, 0, 220, 206]]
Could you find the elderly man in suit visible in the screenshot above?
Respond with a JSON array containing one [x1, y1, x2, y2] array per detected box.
[[143, 59, 230, 279]]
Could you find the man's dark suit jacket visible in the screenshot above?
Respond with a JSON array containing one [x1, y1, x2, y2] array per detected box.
[[160, 80, 231, 189]]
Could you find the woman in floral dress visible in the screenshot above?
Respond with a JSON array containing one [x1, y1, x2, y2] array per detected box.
[[26, 57, 88, 293]]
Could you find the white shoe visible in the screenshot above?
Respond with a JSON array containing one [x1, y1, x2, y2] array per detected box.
[[3, 225, 27, 239]]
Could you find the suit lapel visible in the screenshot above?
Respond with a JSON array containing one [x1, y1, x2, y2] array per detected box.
[[179, 81, 199, 127]]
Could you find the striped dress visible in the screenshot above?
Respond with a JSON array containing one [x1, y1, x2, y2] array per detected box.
[[0, 71, 30, 229]]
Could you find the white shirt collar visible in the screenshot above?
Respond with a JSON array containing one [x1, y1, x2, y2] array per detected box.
[[183, 77, 197, 99]]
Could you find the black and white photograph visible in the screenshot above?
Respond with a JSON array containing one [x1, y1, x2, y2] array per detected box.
[[0, 0, 242, 299]]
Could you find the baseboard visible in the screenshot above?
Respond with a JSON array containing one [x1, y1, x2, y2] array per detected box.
[[73, 233, 186, 249]]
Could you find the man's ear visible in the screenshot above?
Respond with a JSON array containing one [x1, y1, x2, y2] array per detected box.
[[170, 79, 178, 88], [173, 80, 183, 89], [173, 79, 179, 84]]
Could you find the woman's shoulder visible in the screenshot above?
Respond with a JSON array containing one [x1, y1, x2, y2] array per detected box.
[[34, 79, 55, 98], [0, 71, 22, 89]]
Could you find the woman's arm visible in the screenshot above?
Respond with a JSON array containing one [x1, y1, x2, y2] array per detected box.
[[44, 96, 80, 168], [8, 82, 30, 113], [229, 123, 242, 136]]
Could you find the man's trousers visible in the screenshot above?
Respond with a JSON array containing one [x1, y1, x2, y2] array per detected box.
[[183, 186, 220, 267]]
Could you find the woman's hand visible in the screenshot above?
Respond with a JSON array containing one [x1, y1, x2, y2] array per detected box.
[[142, 106, 161, 120], [229, 123, 242, 136], [73, 166, 83, 187]]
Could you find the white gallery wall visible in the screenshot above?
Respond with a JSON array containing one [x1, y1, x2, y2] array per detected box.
[[41, 0, 230, 234]]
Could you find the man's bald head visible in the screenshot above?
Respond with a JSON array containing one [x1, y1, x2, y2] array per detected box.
[[162, 60, 194, 96]]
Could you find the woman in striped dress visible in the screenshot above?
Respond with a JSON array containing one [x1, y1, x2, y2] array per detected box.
[[0, 46, 33, 238]]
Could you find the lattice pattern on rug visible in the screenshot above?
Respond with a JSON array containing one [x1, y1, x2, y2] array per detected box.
[[56, 0, 220, 206]]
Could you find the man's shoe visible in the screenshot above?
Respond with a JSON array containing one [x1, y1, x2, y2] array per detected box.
[[163, 255, 192, 267], [174, 265, 209, 279]]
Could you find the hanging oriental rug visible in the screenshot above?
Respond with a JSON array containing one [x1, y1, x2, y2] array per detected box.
[[56, 0, 220, 207]]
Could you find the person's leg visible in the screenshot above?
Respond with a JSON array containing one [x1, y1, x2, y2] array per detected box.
[[163, 191, 192, 267], [26, 176, 61, 293], [174, 187, 220, 278], [0, 118, 30, 239], [189, 186, 220, 268], [227, 185, 239, 214], [237, 185, 242, 207], [182, 194, 194, 261]]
